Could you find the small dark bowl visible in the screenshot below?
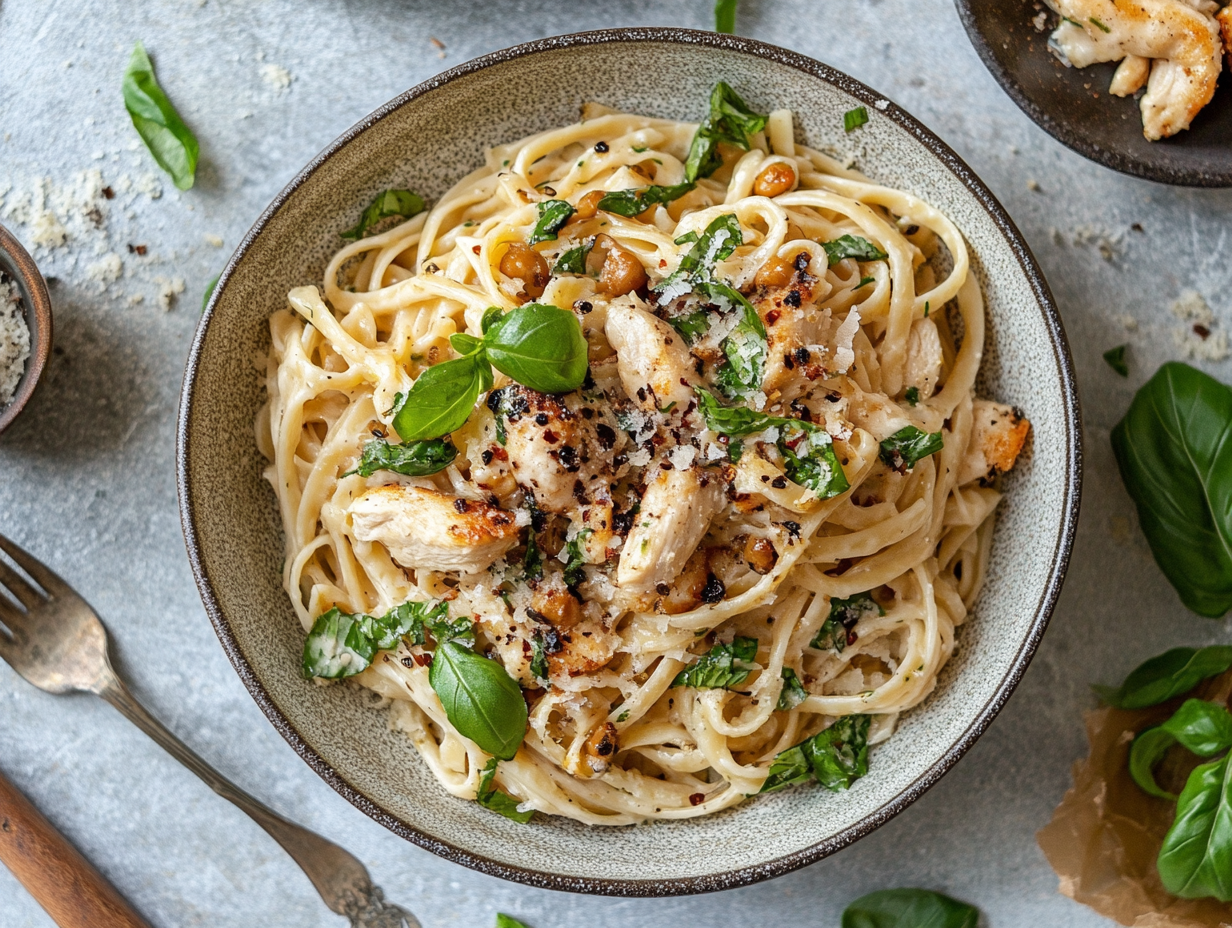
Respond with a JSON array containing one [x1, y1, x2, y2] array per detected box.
[[0, 224, 52, 437], [956, 0, 1232, 187]]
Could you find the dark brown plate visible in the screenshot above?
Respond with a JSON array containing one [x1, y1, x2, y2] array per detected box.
[[956, 0, 1232, 186]]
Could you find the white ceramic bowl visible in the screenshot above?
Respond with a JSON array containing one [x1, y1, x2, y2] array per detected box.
[[178, 28, 1082, 895]]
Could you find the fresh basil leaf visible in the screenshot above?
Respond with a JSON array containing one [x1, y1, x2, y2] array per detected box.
[[483, 303, 588, 393], [760, 714, 871, 793], [1111, 362, 1232, 617], [122, 43, 199, 191], [1104, 344, 1129, 377], [368, 599, 460, 650], [695, 387, 777, 436], [429, 641, 528, 761], [202, 274, 219, 313], [1164, 699, 1232, 757], [481, 307, 504, 334], [301, 607, 376, 679], [728, 439, 744, 462], [1158, 754, 1232, 901], [672, 637, 759, 689], [1130, 726, 1181, 801], [879, 425, 943, 471], [823, 235, 888, 266], [597, 183, 695, 218], [552, 243, 591, 275], [562, 529, 593, 587], [904, 386, 919, 406], [714, 292, 768, 401], [477, 758, 534, 824], [340, 189, 426, 242], [812, 592, 884, 653], [393, 354, 490, 442], [777, 668, 809, 711], [1093, 646, 1232, 709], [345, 438, 457, 478], [667, 310, 711, 346], [779, 423, 850, 500], [843, 106, 870, 133], [495, 916, 534, 928], [450, 332, 485, 357], [529, 199, 574, 245], [684, 82, 768, 182], [522, 531, 544, 581], [841, 888, 979, 928], [715, 0, 739, 33]]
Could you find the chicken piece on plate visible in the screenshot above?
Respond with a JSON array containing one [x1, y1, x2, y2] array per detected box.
[[349, 485, 518, 574], [604, 299, 696, 413], [617, 465, 726, 594], [752, 251, 831, 399], [902, 317, 943, 401], [1046, 0, 1223, 139], [956, 401, 1032, 486]]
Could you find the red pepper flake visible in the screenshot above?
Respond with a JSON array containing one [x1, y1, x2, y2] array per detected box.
[[429, 36, 445, 49], [689, 793, 705, 806], [102, 186, 115, 199], [127, 243, 147, 255], [1194, 324, 1211, 340], [766, 309, 781, 326], [412, 652, 433, 667], [472, 245, 481, 255]]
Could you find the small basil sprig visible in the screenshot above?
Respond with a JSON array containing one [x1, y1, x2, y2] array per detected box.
[[340, 190, 426, 241], [529, 200, 574, 245], [430, 641, 528, 760], [666, 310, 710, 345], [553, 242, 591, 275], [1130, 699, 1232, 800], [684, 82, 768, 182], [715, 0, 738, 32], [822, 234, 887, 265], [344, 437, 457, 477], [776, 668, 808, 711], [841, 889, 978, 928], [713, 293, 769, 401], [879, 426, 943, 471], [391, 304, 587, 441], [760, 714, 871, 793], [657, 214, 742, 296], [812, 592, 884, 653], [1111, 362, 1232, 617], [123, 42, 199, 191], [1093, 646, 1232, 709], [597, 183, 695, 217], [673, 637, 758, 689], [302, 599, 454, 679], [476, 758, 534, 824]]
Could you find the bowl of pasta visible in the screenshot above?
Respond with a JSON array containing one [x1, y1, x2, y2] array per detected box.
[[178, 28, 1081, 894]]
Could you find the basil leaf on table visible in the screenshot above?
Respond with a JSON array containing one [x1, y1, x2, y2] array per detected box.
[[776, 668, 809, 711], [340, 190, 426, 242], [597, 183, 695, 217], [1130, 726, 1182, 801], [812, 592, 884, 653], [673, 637, 759, 689], [528, 199, 574, 245], [1131, 699, 1232, 800], [714, 0, 739, 33], [841, 888, 979, 928], [684, 82, 768, 183], [1157, 754, 1232, 901], [301, 608, 377, 679], [1111, 362, 1232, 617], [760, 714, 871, 793], [392, 354, 491, 442], [122, 42, 199, 191], [429, 641, 528, 761], [495, 916, 534, 928], [476, 757, 534, 824], [1093, 645, 1232, 708], [1104, 344, 1129, 377], [345, 438, 457, 477], [484, 303, 588, 393], [880, 426, 944, 471], [823, 234, 887, 265]]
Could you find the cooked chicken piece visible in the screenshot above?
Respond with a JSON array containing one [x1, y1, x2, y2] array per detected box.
[[753, 254, 832, 399], [499, 385, 616, 514], [349, 485, 519, 574], [956, 401, 1032, 486], [548, 616, 621, 676], [1110, 54, 1151, 95], [844, 388, 911, 442], [1219, 6, 1232, 67], [604, 300, 696, 413], [902, 317, 943, 401], [617, 466, 726, 594], [1047, 0, 1222, 139]]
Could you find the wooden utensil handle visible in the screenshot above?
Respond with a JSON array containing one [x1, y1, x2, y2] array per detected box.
[[0, 768, 151, 928]]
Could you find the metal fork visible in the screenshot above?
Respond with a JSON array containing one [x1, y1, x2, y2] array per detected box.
[[0, 530, 419, 928]]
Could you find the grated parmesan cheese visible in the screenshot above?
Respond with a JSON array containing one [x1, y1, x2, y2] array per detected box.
[[0, 275, 31, 406]]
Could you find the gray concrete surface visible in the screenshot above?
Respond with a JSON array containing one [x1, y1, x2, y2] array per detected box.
[[1, 1, 1231, 925]]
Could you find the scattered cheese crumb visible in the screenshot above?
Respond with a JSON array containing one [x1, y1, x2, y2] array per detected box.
[[0, 275, 31, 405], [1033, 11, 1049, 31], [204, 234, 224, 247], [86, 252, 123, 286], [626, 447, 652, 467], [1027, 178, 1040, 191], [136, 174, 163, 199], [156, 276, 186, 310], [1170, 289, 1213, 325], [1170, 290, 1229, 361], [1118, 314, 1139, 332], [260, 63, 293, 92], [669, 445, 697, 470], [874, 99, 889, 111]]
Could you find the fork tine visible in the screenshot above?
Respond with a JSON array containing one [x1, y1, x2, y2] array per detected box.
[[0, 589, 27, 633], [0, 556, 44, 610], [0, 531, 70, 600]]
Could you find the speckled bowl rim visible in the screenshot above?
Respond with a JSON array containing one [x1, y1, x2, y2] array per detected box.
[[177, 27, 1083, 896], [953, 0, 1232, 188], [0, 224, 53, 437]]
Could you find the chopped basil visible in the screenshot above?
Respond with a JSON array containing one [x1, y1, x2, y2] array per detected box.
[[841, 889, 979, 928], [597, 183, 695, 217], [714, 293, 769, 401], [666, 310, 711, 345], [552, 242, 591, 275], [823, 234, 888, 265], [843, 106, 870, 133], [1093, 646, 1232, 709], [659, 213, 743, 294], [450, 332, 485, 356], [430, 641, 528, 760], [301, 598, 456, 679], [695, 387, 778, 436], [777, 668, 809, 711], [879, 425, 944, 471], [344, 437, 457, 477], [760, 714, 871, 792], [561, 529, 593, 587], [1103, 344, 1129, 377], [779, 423, 850, 499], [672, 637, 759, 689], [522, 532, 544, 582], [122, 43, 199, 191], [528, 626, 555, 687], [684, 82, 769, 182], [715, 0, 738, 32], [857, 275, 876, 289], [340, 190, 426, 241], [812, 592, 884, 653], [1090, 16, 1111, 32], [477, 758, 534, 824], [529, 199, 574, 245], [904, 386, 920, 406]]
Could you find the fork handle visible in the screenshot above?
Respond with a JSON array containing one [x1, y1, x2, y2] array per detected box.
[[0, 767, 152, 928]]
